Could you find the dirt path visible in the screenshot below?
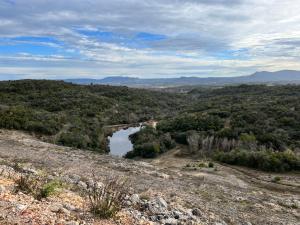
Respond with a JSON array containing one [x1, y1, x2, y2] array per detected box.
[[0, 129, 299, 225]]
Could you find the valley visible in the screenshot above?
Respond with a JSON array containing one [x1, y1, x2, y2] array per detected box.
[[0, 80, 299, 225], [2, 1, 300, 224], [0, 129, 299, 225]]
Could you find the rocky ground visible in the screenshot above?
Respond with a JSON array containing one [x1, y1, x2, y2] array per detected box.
[[0, 129, 299, 225]]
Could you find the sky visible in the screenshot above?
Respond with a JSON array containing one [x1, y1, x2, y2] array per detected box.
[[0, 0, 300, 79]]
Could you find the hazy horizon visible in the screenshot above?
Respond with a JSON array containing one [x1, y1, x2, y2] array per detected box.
[[1, 0, 300, 80]]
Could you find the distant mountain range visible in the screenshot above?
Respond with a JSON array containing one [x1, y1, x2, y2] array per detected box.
[[65, 70, 300, 87]]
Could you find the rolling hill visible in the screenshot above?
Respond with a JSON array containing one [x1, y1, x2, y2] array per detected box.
[[65, 70, 300, 87]]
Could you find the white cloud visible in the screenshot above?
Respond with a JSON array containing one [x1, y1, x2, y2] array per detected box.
[[0, 0, 300, 78]]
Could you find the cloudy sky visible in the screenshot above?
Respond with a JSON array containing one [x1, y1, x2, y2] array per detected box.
[[0, 0, 300, 79]]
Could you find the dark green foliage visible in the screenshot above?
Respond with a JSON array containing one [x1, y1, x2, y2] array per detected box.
[[158, 85, 300, 152], [208, 162, 214, 168], [125, 126, 175, 158], [160, 133, 176, 151], [0, 80, 185, 152], [157, 113, 223, 133], [213, 149, 300, 172], [172, 132, 188, 144], [38, 180, 62, 199], [1, 80, 300, 172], [126, 142, 160, 158], [0, 106, 61, 135]]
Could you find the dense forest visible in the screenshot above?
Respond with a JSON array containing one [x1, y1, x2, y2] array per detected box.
[[0, 80, 299, 171], [0, 80, 186, 152], [127, 85, 300, 172]]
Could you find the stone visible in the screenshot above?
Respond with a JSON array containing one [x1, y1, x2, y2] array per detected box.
[[124, 200, 132, 206], [65, 221, 79, 225], [78, 181, 87, 189], [60, 207, 71, 215], [149, 215, 157, 221], [154, 172, 170, 179], [16, 204, 27, 211], [64, 203, 76, 211], [50, 204, 63, 212], [22, 167, 38, 175], [163, 218, 178, 225], [69, 174, 81, 184], [130, 194, 140, 204], [157, 214, 164, 220], [157, 197, 168, 208], [191, 208, 202, 217], [173, 211, 182, 219], [0, 185, 6, 194]]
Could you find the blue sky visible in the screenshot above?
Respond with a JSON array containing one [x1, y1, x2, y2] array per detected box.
[[0, 0, 300, 79]]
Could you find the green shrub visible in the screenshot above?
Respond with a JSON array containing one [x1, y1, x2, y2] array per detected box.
[[15, 174, 62, 200], [272, 176, 281, 183], [172, 132, 188, 144], [198, 162, 206, 167], [208, 162, 214, 168], [159, 133, 176, 151], [125, 142, 159, 158], [213, 149, 300, 172], [38, 180, 62, 199]]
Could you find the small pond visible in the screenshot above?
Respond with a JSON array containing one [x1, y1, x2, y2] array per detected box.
[[108, 125, 142, 157]]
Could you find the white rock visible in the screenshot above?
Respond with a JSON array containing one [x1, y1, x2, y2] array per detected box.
[[64, 203, 76, 211], [60, 207, 71, 215], [0, 185, 6, 194], [65, 221, 79, 225], [69, 174, 81, 183], [130, 194, 140, 204], [157, 197, 168, 208], [23, 167, 38, 175], [16, 204, 27, 211], [50, 204, 62, 212], [78, 181, 87, 189], [243, 222, 252, 225], [163, 218, 177, 225]]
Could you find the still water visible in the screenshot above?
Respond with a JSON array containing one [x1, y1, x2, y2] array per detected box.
[[108, 125, 142, 157]]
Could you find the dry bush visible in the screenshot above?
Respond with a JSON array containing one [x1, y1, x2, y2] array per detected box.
[[15, 174, 41, 195], [15, 174, 62, 200], [85, 175, 128, 219]]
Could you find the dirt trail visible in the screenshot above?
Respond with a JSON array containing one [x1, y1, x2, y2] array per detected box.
[[0, 129, 299, 225]]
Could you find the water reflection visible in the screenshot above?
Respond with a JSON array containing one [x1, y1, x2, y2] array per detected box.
[[108, 125, 141, 157]]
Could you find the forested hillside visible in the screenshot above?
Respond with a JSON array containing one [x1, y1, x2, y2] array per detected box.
[[0, 80, 299, 171], [127, 85, 300, 171], [162, 85, 300, 150], [0, 80, 186, 151]]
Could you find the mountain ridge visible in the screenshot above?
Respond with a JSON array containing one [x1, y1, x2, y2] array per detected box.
[[64, 70, 300, 87]]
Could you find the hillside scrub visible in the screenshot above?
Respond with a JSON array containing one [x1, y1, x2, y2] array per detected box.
[[1, 80, 300, 172], [0, 80, 186, 152], [125, 126, 175, 158], [213, 149, 300, 172], [158, 85, 300, 151], [150, 85, 300, 171]]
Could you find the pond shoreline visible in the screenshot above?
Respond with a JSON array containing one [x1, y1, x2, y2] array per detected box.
[[104, 120, 157, 156], [108, 124, 142, 157]]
